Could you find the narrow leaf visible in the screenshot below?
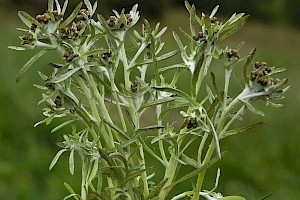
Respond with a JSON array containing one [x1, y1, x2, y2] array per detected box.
[[64, 182, 80, 200], [243, 47, 256, 85], [59, 2, 83, 28], [129, 50, 179, 70], [84, 0, 92, 14], [153, 86, 198, 106], [244, 101, 264, 116], [51, 119, 79, 133], [16, 50, 47, 83], [69, 149, 75, 175], [54, 0, 61, 14], [88, 160, 99, 184], [49, 149, 68, 170], [18, 11, 43, 27], [210, 5, 219, 18], [259, 193, 273, 200], [145, 178, 168, 200], [173, 32, 184, 52], [138, 97, 175, 112], [166, 152, 225, 189], [49, 67, 81, 83], [158, 63, 188, 74], [219, 196, 246, 200], [119, 169, 148, 186], [48, 0, 54, 12], [8, 46, 27, 51], [221, 122, 264, 139], [155, 26, 168, 38], [61, 0, 69, 15], [219, 22, 246, 42]]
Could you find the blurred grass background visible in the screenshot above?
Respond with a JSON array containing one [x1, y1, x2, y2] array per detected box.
[[0, 0, 299, 199]]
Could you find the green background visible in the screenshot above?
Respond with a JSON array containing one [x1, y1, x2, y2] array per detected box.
[[0, 0, 299, 199]]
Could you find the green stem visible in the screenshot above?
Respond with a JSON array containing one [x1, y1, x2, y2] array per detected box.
[[118, 32, 131, 90], [156, 104, 168, 164], [192, 89, 247, 199], [159, 156, 178, 199], [158, 127, 187, 199]]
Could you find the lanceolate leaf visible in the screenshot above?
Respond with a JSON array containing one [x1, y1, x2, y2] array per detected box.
[[128, 50, 179, 70], [49, 67, 81, 83], [51, 119, 79, 133], [219, 22, 246, 42], [221, 122, 264, 139], [119, 168, 148, 187], [219, 196, 246, 200], [69, 149, 75, 175], [48, 0, 54, 12], [8, 46, 27, 51], [153, 86, 198, 106], [63, 182, 80, 200], [88, 160, 99, 184], [18, 11, 43, 27], [145, 178, 168, 200], [166, 152, 225, 189], [16, 50, 47, 83], [49, 149, 68, 170], [138, 97, 175, 112], [243, 47, 256, 85], [59, 2, 83, 28]]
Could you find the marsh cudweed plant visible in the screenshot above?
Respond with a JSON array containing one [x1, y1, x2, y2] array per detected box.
[[10, 0, 289, 199]]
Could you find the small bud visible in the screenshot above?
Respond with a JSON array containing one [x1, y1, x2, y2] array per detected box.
[[101, 50, 112, 59], [226, 49, 240, 59], [130, 81, 139, 93], [210, 16, 218, 24], [107, 16, 117, 27], [54, 96, 62, 108], [30, 24, 37, 31]]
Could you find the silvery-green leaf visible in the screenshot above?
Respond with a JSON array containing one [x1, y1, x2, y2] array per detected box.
[[61, 0, 69, 15], [221, 122, 264, 139], [59, 2, 83, 28], [49, 149, 68, 170], [34, 114, 55, 127], [243, 48, 256, 84], [219, 196, 246, 200], [84, 0, 92, 15], [48, 0, 54, 12], [16, 50, 47, 83], [138, 97, 175, 112], [145, 179, 168, 200], [155, 26, 168, 38], [166, 152, 224, 189], [88, 160, 99, 184], [54, 0, 61, 14], [92, 1, 98, 16], [180, 153, 199, 168], [158, 63, 188, 74], [8, 46, 27, 51], [153, 86, 198, 106], [18, 11, 43, 27], [219, 22, 246, 42], [210, 5, 219, 18], [51, 119, 79, 133], [69, 149, 75, 175], [244, 101, 264, 116], [50, 67, 81, 83], [38, 92, 56, 105], [63, 182, 80, 200], [206, 84, 215, 104], [129, 50, 179, 70], [173, 32, 185, 52]]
